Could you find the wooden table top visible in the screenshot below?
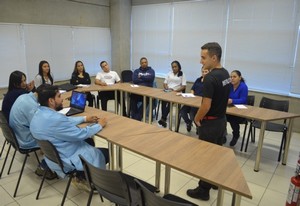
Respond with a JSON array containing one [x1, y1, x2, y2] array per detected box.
[[76, 106, 252, 199]]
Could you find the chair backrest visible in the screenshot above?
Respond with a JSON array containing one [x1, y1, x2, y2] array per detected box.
[[121, 70, 133, 83], [259, 97, 289, 112], [134, 179, 194, 206], [36, 140, 65, 173], [0, 111, 20, 150], [79, 155, 132, 206], [247, 95, 255, 106]]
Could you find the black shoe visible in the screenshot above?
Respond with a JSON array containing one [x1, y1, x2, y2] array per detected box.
[[158, 119, 167, 128], [230, 138, 238, 146], [186, 123, 192, 132], [35, 166, 58, 180], [211, 185, 218, 190], [186, 186, 209, 201]]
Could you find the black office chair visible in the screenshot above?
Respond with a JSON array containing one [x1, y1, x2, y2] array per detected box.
[[79, 155, 157, 206], [0, 111, 40, 197], [35, 140, 77, 205], [135, 179, 198, 206], [244, 97, 289, 162], [239, 95, 255, 151]]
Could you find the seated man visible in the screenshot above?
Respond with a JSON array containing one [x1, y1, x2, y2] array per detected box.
[[30, 85, 109, 189], [131, 57, 155, 121], [95, 61, 126, 116], [9, 85, 57, 179]]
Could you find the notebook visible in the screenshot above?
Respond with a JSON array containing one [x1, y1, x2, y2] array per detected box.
[[58, 83, 77, 91], [66, 91, 87, 116]]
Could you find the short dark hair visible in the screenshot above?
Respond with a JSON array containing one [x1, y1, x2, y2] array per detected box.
[[201, 42, 222, 61], [37, 84, 59, 107], [100, 61, 107, 68], [140, 57, 147, 63], [8, 70, 26, 92]]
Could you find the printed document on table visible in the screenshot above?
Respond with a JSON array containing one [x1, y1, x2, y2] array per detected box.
[[181, 93, 195, 98], [235, 105, 248, 109]]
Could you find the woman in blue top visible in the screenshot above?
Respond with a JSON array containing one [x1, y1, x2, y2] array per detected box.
[[227, 70, 248, 146]]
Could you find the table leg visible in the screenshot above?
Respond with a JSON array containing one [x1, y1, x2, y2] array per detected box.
[[148, 97, 153, 124], [108, 142, 115, 170], [114, 90, 118, 115], [254, 121, 266, 172], [231, 193, 241, 206], [143, 95, 146, 123], [116, 146, 123, 171], [120, 91, 123, 116], [216, 188, 224, 206], [169, 102, 173, 130], [282, 118, 294, 165], [164, 165, 171, 194], [175, 104, 179, 132], [155, 162, 161, 191]]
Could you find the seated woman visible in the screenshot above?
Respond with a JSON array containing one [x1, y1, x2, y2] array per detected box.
[[70, 61, 94, 107], [158, 61, 186, 128], [34, 60, 54, 88], [180, 67, 209, 132], [226, 70, 248, 146], [2, 70, 35, 121]]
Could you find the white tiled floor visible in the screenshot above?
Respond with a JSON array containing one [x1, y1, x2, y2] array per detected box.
[[0, 100, 299, 206]]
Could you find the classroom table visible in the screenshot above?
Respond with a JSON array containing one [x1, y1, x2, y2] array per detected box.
[[80, 106, 252, 206], [72, 83, 300, 172]]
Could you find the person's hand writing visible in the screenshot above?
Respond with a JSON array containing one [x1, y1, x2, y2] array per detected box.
[[97, 117, 107, 128]]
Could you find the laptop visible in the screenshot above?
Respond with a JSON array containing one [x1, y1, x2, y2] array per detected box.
[[66, 91, 87, 116], [58, 83, 77, 91]]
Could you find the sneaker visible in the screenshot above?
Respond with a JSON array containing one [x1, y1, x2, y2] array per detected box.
[[35, 166, 57, 180], [229, 137, 238, 147], [186, 123, 192, 132], [186, 186, 209, 201], [71, 178, 91, 193], [158, 119, 167, 128]]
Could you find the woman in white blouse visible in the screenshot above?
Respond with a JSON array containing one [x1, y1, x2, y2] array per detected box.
[[158, 60, 186, 128], [34, 60, 54, 88]]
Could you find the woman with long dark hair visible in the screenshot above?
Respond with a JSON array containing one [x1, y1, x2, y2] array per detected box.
[[70, 60, 94, 107], [34, 60, 54, 88], [2, 70, 34, 121]]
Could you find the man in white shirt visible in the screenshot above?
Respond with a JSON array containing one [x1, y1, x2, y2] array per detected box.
[[95, 61, 126, 116]]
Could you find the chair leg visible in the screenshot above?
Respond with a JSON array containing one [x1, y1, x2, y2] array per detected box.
[[278, 132, 286, 162], [36, 167, 48, 199], [0, 140, 7, 157], [0, 144, 11, 178], [251, 127, 256, 142], [13, 153, 29, 197], [240, 122, 248, 152], [61, 174, 74, 206], [245, 124, 252, 153], [7, 149, 17, 175], [34, 151, 41, 164]]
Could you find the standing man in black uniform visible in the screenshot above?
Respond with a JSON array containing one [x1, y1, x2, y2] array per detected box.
[[186, 42, 231, 201]]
